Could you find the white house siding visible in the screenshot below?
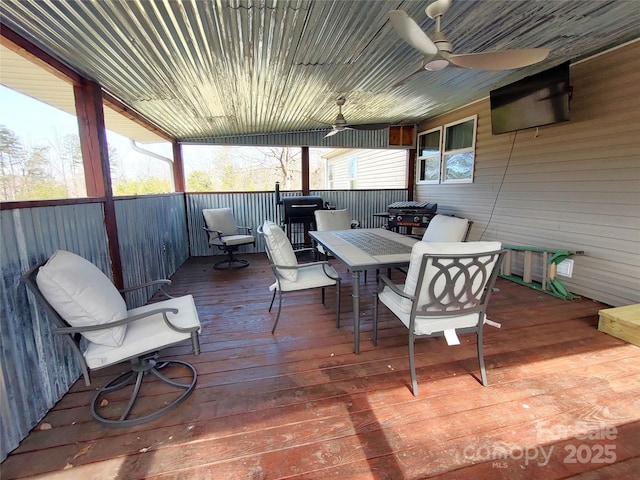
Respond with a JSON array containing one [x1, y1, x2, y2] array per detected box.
[[415, 41, 640, 307], [325, 149, 407, 189]]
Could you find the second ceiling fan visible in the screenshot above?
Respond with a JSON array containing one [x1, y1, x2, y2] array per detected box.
[[389, 0, 550, 85], [324, 97, 390, 137]]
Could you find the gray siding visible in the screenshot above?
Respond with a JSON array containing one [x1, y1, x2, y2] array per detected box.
[[326, 149, 407, 189], [416, 42, 640, 307]]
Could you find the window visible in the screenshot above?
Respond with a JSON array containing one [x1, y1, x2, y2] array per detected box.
[[416, 127, 442, 184], [416, 115, 477, 185], [347, 156, 357, 189], [442, 115, 477, 183]]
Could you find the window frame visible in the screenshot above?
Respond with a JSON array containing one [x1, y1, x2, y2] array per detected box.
[[441, 114, 477, 184], [416, 126, 443, 185]]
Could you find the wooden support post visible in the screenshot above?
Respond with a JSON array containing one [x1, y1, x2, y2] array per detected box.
[[172, 141, 185, 192], [74, 79, 124, 290]]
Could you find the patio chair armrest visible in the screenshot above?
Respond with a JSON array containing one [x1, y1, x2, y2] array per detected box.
[[297, 260, 340, 281], [237, 226, 252, 234], [293, 247, 316, 255], [203, 226, 224, 239], [52, 306, 198, 335], [272, 260, 339, 281], [377, 274, 413, 300], [120, 279, 173, 298]]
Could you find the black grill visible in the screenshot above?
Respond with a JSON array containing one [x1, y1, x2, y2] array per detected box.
[[282, 196, 323, 224], [387, 201, 437, 229]]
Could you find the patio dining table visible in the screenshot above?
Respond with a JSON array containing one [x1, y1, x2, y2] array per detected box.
[[309, 228, 419, 354]]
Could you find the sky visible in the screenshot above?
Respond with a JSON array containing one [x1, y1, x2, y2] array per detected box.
[[0, 85, 331, 182], [0, 85, 173, 180]]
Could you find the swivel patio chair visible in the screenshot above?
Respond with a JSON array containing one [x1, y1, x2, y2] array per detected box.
[[203, 207, 255, 269], [373, 241, 505, 396], [22, 249, 201, 427], [259, 220, 341, 334]]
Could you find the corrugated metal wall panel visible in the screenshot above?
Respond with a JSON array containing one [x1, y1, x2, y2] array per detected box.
[[114, 195, 190, 308], [415, 41, 640, 307], [1, 203, 109, 461], [183, 128, 390, 149], [187, 189, 408, 256], [1, 195, 190, 460], [188, 192, 277, 256]]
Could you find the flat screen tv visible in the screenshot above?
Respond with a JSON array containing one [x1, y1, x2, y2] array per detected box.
[[490, 61, 571, 135]]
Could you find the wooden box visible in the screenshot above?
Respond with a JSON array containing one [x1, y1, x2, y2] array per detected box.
[[598, 304, 640, 347]]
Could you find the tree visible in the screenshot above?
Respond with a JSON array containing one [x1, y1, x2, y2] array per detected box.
[[187, 170, 214, 192], [0, 125, 27, 200]]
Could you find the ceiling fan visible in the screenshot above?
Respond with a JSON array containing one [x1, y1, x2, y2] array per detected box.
[[324, 97, 391, 137], [389, 0, 550, 84]]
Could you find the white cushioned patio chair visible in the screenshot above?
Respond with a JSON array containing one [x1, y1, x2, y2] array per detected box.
[[373, 241, 505, 396], [259, 220, 341, 334], [203, 207, 255, 269], [395, 214, 473, 277], [313, 209, 359, 259], [422, 214, 472, 242], [22, 250, 201, 427]]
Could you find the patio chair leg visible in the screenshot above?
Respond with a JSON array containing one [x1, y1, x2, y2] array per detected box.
[[409, 334, 419, 396], [335, 280, 341, 328], [372, 297, 378, 345], [477, 332, 488, 386], [271, 290, 284, 334], [91, 356, 197, 427], [268, 289, 277, 312]]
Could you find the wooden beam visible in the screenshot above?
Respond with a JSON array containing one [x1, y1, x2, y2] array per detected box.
[[172, 142, 186, 192], [74, 79, 124, 289], [301, 146, 310, 195], [103, 92, 173, 142], [406, 149, 416, 201]]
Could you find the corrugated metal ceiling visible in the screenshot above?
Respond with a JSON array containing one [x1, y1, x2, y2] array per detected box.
[[1, 0, 639, 145]]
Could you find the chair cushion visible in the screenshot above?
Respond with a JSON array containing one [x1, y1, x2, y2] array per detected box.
[[402, 241, 502, 313], [219, 234, 255, 246], [422, 215, 469, 242], [83, 294, 200, 369], [203, 208, 239, 236], [36, 250, 127, 347], [262, 220, 298, 281], [269, 263, 339, 292], [314, 209, 352, 231]]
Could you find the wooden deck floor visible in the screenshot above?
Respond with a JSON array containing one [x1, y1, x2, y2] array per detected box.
[[3, 253, 640, 479]]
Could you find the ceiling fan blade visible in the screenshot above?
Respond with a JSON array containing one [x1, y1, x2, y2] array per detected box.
[[324, 129, 340, 138], [389, 10, 438, 57], [391, 65, 428, 89], [347, 123, 391, 131], [448, 48, 550, 70]]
